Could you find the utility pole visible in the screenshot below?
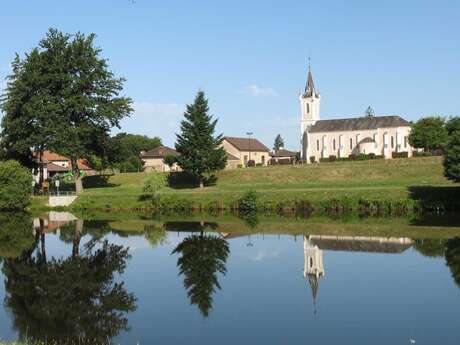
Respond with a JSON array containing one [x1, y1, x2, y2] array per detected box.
[[246, 131, 253, 166]]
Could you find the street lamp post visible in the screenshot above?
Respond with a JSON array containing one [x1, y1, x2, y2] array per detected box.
[[246, 131, 253, 166]]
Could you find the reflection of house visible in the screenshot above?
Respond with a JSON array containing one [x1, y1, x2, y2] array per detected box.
[[140, 146, 180, 172], [304, 236, 325, 315], [222, 136, 270, 167], [33, 151, 94, 182], [300, 65, 414, 161], [33, 212, 77, 233]]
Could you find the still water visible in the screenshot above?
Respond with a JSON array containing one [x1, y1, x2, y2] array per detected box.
[[0, 212, 459, 344]]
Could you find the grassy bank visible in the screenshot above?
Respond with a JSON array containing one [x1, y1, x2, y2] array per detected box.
[[31, 156, 460, 212]]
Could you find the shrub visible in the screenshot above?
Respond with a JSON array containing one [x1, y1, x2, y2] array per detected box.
[[310, 156, 316, 163], [356, 154, 368, 161], [0, 160, 32, 211], [238, 190, 258, 213], [247, 160, 255, 167], [392, 151, 409, 159], [141, 172, 167, 203], [328, 155, 337, 162], [413, 151, 433, 157], [348, 154, 356, 161], [237, 164, 243, 168]]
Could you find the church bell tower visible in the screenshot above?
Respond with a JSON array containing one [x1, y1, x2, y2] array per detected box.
[[300, 61, 321, 160]]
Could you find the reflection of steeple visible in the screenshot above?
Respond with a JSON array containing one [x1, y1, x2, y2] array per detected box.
[[304, 235, 325, 316]]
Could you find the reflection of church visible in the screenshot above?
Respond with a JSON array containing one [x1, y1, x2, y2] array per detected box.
[[303, 235, 413, 314], [303, 236, 325, 315]]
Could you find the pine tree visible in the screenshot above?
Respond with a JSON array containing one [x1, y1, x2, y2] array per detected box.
[[175, 91, 227, 188], [273, 134, 284, 151]]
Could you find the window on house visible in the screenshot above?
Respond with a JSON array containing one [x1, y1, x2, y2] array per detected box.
[[317, 140, 320, 151], [391, 136, 394, 149], [404, 136, 408, 148], [244, 155, 248, 164], [261, 156, 265, 165], [307, 103, 310, 114], [333, 139, 336, 150], [350, 138, 353, 150]]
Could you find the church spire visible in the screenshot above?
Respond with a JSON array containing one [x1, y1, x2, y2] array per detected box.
[[304, 58, 318, 97]]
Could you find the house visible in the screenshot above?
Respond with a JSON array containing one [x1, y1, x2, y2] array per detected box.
[[222, 136, 270, 167], [300, 65, 414, 162], [33, 151, 94, 182], [140, 145, 180, 172], [270, 148, 297, 164]]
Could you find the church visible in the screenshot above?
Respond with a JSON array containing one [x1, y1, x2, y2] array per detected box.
[[300, 66, 414, 162]]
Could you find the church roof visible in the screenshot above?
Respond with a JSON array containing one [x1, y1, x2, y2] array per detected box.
[[303, 66, 319, 98], [308, 115, 411, 133], [310, 237, 412, 253]]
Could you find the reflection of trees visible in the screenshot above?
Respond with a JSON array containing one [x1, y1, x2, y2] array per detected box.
[[0, 213, 35, 258], [445, 237, 460, 288], [2, 219, 137, 345], [413, 239, 447, 258], [144, 224, 167, 247], [172, 232, 229, 317]]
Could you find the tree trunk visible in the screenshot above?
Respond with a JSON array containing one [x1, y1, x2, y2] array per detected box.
[[72, 219, 83, 258], [71, 157, 83, 194], [38, 150, 44, 187]]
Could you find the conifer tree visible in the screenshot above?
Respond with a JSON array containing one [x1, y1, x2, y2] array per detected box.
[[175, 91, 226, 188], [273, 134, 284, 151]]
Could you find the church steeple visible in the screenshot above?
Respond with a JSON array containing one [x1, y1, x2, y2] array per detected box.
[[303, 236, 325, 316], [303, 59, 319, 98]]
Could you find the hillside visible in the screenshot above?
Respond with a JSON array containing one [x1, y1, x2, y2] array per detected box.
[[57, 156, 459, 211]]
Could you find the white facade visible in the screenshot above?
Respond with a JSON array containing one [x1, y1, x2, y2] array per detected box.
[[300, 66, 413, 162]]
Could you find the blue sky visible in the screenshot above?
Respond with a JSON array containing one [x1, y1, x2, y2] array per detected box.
[[1, 0, 459, 150]]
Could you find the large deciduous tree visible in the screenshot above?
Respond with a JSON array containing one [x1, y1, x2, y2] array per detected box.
[[443, 116, 460, 183], [175, 91, 227, 188], [408, 116, 448, 152], [0, 28, 133, 193], [273, 134, 285, 151]]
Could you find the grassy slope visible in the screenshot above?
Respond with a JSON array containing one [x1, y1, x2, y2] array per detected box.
[[36, 156, 456, 210]]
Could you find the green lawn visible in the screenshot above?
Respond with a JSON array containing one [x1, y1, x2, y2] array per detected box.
[[32, 156, 459, 211]]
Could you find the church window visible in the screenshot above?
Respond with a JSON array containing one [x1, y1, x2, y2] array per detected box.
[[404, 136, 408, 148], [350, 138, 353, 150], [373, 133, 378, 148], [310, 257, 313, 267], [307, 103, 310, 114], [317, 140, 319, 151], [391, 136, 394, 149], [333, 139, 336, 150]]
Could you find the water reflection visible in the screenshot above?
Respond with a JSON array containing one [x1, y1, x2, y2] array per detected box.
[[303, 236, 325, 316], [172, 230, 229, 317], [1, 214, 137, 345]]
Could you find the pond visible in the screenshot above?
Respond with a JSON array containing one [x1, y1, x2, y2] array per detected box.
[[0, 212, 459, 344]]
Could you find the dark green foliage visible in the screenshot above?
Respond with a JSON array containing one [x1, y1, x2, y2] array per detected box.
[[175, 91, 227, 188], [1, 28, 133, 192], [172, 233, 229, 317], [238, 190, 258, 213], [108, 132, 161, 171], [2, 237, 137, 344], [310, 156, 316, 163], [0, 160, 32, 210], [413, 239, 447, 258], [445, 237, 460, 288], [409, 117, 448, 152], [0, 213, 35, 258], [273, 134, 285, 150], [444, 117, 460, 183], [163, 153, 178, 168]]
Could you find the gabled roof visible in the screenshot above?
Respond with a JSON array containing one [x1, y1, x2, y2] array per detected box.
[[309, 115, 410, 133], [223, 137, 269, 152], [270, 149, 297, 158], [33, 151, 68, 163], [46, 162, 69, 172], [226, 152, 240, 161], [140, 146, 178, 158]]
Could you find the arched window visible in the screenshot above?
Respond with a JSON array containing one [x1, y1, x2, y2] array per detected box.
[[317, 140, 320, 151], [307, 103, 310, 114], [333, 139, 336, 150], [350, 138, 353, 150], [391, 136, 394, 149]]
